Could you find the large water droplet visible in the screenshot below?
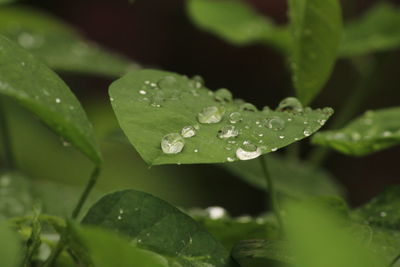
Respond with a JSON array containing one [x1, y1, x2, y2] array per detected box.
[[189, 75, 204, 89], [198, 106, 224, 124], [236, 141, 262, 160], [161, 133, 185, 154], [277, 97, 303, 114], [181, 126, 196, 138], [240, 103, 257, 112], [217, 125, 239, 139], [229, 112, 243, 124], [265, 117, 285, 131], [158, 76, 178, 90], [214, 88, 232, 103], [303, 126, 312, 137]]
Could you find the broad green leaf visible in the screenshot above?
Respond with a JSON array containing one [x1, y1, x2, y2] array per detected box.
[[0, 171, 33, 217], [109, 69, 333, 165], [232, 239, 293, 267], [312, 107, 400, 156], [284, 200, 385, 267], [288, 0, 343, 105], [221, 154, 342, 198], [186, 0, 290, 52], [71, 225, 170, 267], [82, 190, 238, 266], [0, 221, 21, 267], [0, 6, 138, 77], [0, 36, 101, 164], [340, 3, 400, 57]]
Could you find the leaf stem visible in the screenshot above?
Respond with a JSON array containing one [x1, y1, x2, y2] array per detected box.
[[0, 97, 15, 169], [259, 155, 283, 230], [72, 166, 101, 219]]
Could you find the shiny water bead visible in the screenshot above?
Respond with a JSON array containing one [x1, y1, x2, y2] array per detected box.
[[229, 112, 243, 124], [322, 107, 334, 116], [150, 90, 165, 107], [276, 97, 303, 114], [181, 126, 196, 138], [161, 133, 185, 154], [157, 76, 178, 90], [214, 88, 233, 103], [236, 141, 262, 160], [189, 75, 204, 89], [217, 125, 239, 139], [198, 106, 224, 124], [303, 126, 313, 137], [240, 103, 257, 112], [265, 117, 285, 131]]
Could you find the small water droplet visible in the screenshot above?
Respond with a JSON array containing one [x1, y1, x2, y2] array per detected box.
[[206, 206, 227, 219], [110, 97, 114, 102], [380, 211, 387, 217], [189, 75, 204, 89], [351, 132, 361, 141], [279, 135, 285, 139], [317, 119, 327, 126], [276, 97, 303, 114], [236, 141, 262, 160], [240, 103, 257, 112], [214, 88, 232, 103], [271, 147, 278, 152], [227, 157, 235, 162], [117, 215, 122, 220], [181, 126, 196, 138], [158, 76, 178, 90], [139, 90, 147, 95], [322, 107, 334, 116], [198, 106, 224, 124], [382, 131, 392, 137], [303, 127, 312, 137], [55, 98, 61, 103], [265, 117, 285, 131], [229, 112, 243, 124], [161, 133, 185, 154], [217, 125, 239, 139], [194, 149, 199, 153]]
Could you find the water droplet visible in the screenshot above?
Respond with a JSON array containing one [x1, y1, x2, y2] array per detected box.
[[189, 75, 204, 89], [181, 126, 196, 138], [206, 206, 227, 219], [214, 88, 232, 103], [161, 133, 185, 154], [217, 125, 238, 139], [380, 211, 387, 217], [317, 119, 327, 126], [265, 117, 285, 131], [158, 76, 178, 90], [351, 132, 361, 141], [240, 103, 257, 112], [194, 149, 199, 153], [117, 215, 122, 220], [382, 131, 392, 137], [277, 97, 303, 114], [227, 157, 235, 162], [262, 106, 271, 113], [110, 97, 114, 102], [236, 141, 262, 160], [279, 135, 285, 139], [271, 147, 278, 152], [322, 107, 334, 116], [303, 127, 312, 137], [150, 90, 165, 107], [55, 98, 61, 103], [229, 112, 243, 124], [198, 106, 224, 124], [139, 90, 147, 95]]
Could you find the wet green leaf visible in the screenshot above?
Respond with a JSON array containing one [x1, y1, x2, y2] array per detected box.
[[0, 221, 21, 267], [109, 69, 333, 165], [340, 3, 400, 57], [82, 190, 238, 266], [0, 6, 139, 77], [0, 35, 101, 164], [312, 107, 400, 156], [0, 0, 15, 5], [220, 155, 342, 198], [71, 225, 170, 267], [288, 0, 343, 105], [186, 0, 290, 52]]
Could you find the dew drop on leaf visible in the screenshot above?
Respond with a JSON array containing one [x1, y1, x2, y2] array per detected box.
[[236, 141, 262, 160], [240, 103, 257, 112], [276, 97, 303, 114], [181, 126, 196, 138], [229, 112, 243, 124], [161, 133, 185, 154], [265, 117, 285, 131], [206, 206, 227, 220], [214, 88, 232, 103], [217, 125, 239, 139], [157, 76, 178, 90], [197, 106, 224, 124]]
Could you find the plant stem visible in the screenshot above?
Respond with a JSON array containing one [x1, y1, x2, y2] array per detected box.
[[72, 166, 101, 219], [259, 155, 283, 230], [0, 98, 15, 169]]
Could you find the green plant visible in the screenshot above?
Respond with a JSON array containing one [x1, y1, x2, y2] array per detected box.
[[1, 0, 400, 266]]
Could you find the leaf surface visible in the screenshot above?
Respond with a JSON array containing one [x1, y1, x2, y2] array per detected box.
[[0, 221, 21, 267]]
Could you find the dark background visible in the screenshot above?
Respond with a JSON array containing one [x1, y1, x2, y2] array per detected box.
[[11, 0, 400, 216]]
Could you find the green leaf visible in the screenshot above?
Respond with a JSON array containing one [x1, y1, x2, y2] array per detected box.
[[220, 154, 343, 198], [340, 2, 400, 57], [0, 171, 33, 217], [0, 6, 139, 77], [0, 221, 21, 267], [284, 200, 385, 267], [186, 0, 290, 52], [0, 0, 16, 5], [71, 225, 170, 267], [288, 0, 343, 105], [232, 239, 293, 267], [0, 35, 101, 164], [109, 69, 333, 165], [312, 107, 400, 156], [82, 190, 238, 266]]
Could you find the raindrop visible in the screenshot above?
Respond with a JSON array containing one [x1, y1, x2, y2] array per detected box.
[[189, 75, 204, 89], [227, 157, 235, 162], [276, 97, 303, 114], [240, 103, 257, 112], [265, 117, 285, 131], [229, 112, 243, 124], [150, 90, 165, 107], [236, 141, 262, 160], [214, 88, 232, 103], [303, 127, 312, 137], [271, 147, 278, 152], [158, 76, 178, 90], [317, 119, 327, 126], [161, 133, 185, 154], [322, 107, 334, 116], [55, 98, 61, 103], [206, 206, 227, 220], [194, 149, 199, 153], [139, 90, 147, 95], [279, 135, 285, 139], [217, 125, 239, 139], [380, 211, 387, 217], [181, 126, 196, 138], [198, 106, 224, 124]]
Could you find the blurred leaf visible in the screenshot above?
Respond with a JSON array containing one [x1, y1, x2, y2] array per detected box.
[[0, 221, 21, 267], [82, 190, 238, 266], [284, 200, 385, 267], [340, 3, 400, 57], [186, 0, 290, 52], [110, 69, 333, 165], [71, 225, 170, 267], [288, 0, 343, 105], [221, 155, 342, 198], [0, 35, 102, 164], [232, 239, 293, 267], [0, 171, 33, 217], [0, 0, 15, 5], [0, 6, 139, 77], [312, 107, 400, 156]]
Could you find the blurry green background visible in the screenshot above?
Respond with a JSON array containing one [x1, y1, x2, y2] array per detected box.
[[1, 0, 400, 216]]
